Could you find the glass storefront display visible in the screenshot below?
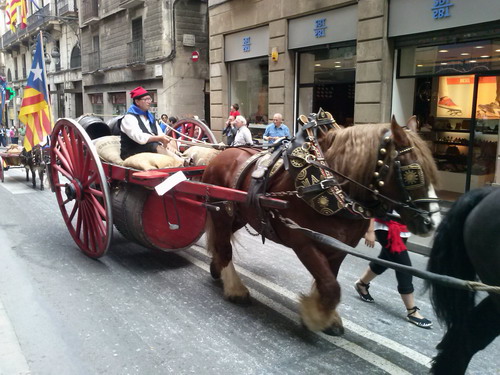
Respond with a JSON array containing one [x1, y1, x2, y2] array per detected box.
[[297, 45, 356, 127], [89, 93, 103, 116], [109, 92, 126, 115], [229, 57, 268, 139], [398, 39, 500, 199]]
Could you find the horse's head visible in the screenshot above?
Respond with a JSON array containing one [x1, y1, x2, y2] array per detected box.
[[378, 116, 441, 235]]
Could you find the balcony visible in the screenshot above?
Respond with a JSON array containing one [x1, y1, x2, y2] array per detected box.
[[27, 5, 51, 33], [57, 0, 77, 17], [88, 50, 100, 71], [127, 39, 145, 66], [119, 0, 145, 9], [82, 0, 99, 25]]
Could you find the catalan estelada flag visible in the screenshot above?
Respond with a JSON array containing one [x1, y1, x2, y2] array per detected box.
[[19, 33, 53, 151]]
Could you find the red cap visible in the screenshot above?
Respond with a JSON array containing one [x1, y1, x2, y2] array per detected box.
[[130, 86, 150, 99]]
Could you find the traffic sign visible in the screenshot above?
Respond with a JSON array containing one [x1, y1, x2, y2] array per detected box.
[[191, 51, 199, 62]]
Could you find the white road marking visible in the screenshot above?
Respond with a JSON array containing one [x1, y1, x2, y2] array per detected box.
[[0, 298, 31, 375], [184, 247, 431, 374]]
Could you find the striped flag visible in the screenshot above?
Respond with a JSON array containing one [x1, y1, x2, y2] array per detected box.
[[20, 0, 28, 29], [6, 0, 22, 31], [19, 33, 53, 151]]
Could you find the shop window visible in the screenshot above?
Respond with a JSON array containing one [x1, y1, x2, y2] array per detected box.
[[229, 57, 268, 138], [89, 93, 103, 116], [148, 90, 158, 115], [109, 92, 127, 115], [297, 45, 356, 127], [399, 39, 500, 77]]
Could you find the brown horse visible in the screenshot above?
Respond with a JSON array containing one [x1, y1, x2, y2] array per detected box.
[[201, 116, 440, 335]]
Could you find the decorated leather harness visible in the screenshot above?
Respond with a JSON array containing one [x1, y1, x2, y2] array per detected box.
[[235, 110, 435, 241]]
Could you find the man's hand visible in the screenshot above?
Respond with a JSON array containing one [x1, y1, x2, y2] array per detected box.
[[364, 230, 376, 248], [150, 134, 171, 146]]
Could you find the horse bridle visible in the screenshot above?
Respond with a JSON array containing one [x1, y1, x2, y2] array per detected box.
[[307, 128, 439, 221], [371, 130, 439, 223]]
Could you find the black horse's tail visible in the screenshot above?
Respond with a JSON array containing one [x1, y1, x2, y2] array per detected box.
[[426, 187, 494, 330]]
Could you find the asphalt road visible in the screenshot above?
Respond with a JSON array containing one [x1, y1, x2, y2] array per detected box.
[[0, 168, 498, 375]]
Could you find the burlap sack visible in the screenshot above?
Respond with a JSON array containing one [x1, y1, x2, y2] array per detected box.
[[182, 146, 221, 166], [122, 152, 184, 170], [94, 136, 123, 165], [6, 144, 21, 153]]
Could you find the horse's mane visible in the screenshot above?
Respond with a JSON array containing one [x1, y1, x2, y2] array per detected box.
[[322, 124, 439, 198]]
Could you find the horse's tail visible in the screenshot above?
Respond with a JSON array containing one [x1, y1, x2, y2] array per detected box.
[[426, 187, 494, 330]]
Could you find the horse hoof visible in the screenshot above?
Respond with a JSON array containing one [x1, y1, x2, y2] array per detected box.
[[322, 325, 345, 336], [210, 262, 221, 280], [227, 294, 251, 306]]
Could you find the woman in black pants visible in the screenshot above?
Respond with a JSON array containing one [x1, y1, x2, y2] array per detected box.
[[354, 217, 432, 328]]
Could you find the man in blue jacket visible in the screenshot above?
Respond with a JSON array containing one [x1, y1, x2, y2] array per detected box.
[[263, 113, 290, 143]]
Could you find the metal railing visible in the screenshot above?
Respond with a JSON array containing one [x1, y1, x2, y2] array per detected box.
[[27, 5, 50, 32], [88, 50, 100, 71], [127, 39, 145, 64], [58, 0, 77, 16]]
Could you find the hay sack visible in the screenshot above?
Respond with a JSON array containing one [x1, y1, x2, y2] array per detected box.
[[122, 152, 183, 171], [182, 146, 221, 166], [94, 136, 123, 165]]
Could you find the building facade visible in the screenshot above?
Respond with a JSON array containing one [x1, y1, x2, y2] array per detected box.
[[79, 0, 209, 122], [208, 0, 500, 199], [0, 0, 82, 125]]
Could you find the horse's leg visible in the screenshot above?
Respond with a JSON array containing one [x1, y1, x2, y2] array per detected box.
[[31, 168, 36, 189], [25, 167, 29, 182], [205, 211, 250, 304], [39, 168, 44, 191], [293, 243, 344, 335], [431, 296, 500, 375]]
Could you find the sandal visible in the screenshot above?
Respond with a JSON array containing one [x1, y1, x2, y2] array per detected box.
[[407, 306, 432, 329], [354, 280, 374, 303]]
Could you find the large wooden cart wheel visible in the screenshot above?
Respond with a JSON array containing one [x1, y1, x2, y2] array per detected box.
[[166, 118, 217, 152], [0, 156, 4, 183], [50, 118, 113, 258]]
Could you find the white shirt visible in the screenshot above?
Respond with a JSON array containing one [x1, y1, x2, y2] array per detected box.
[[232, 125, 252, 146], [120, 113, 163, 145]]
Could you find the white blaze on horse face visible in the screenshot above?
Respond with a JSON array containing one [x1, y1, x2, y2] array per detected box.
[[428, 184, 442, 229]]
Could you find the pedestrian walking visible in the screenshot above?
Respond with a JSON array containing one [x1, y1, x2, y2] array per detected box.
[[354, 216, 433, 329]]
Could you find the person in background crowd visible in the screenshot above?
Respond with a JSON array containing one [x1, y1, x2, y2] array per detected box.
[[231, 115, 252, 146], [19, 124, 26, 147], [263, 113, 290, 143], [159, 114, 169, 133], [0, 125, 6, 147], [169, 116, 178, 126], [229, 103, 240, 118], [11, 126, 19, 145], [354, 216, 433, 329], [223, 115, 237, 145], [120, 86, 174, 160]]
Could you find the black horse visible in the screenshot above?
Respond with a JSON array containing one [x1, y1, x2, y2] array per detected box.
[[20, 144, 46, 190], [427, 186, 500, 374]]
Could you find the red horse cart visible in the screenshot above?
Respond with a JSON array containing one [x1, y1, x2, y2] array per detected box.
[[48, 117, 288, 258]]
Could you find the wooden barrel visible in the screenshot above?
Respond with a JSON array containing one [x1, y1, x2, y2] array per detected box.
[[112, 184, 206, 251], [77, 115, 111, 140]]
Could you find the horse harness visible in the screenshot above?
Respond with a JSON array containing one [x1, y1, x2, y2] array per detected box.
[[231, 112, 434, 241]]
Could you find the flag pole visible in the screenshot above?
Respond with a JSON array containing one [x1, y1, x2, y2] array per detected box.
[[38, 30, 53, 128]]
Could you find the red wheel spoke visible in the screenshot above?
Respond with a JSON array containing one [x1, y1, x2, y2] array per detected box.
[[89, 193, 106, 219], [68, 202, 78, 223], [76, 202, 83, 240], [54, 146, 75, 176], [62, 128, 77, 174], [84, 172, 98, 188], [87, 186, 104, 198], [89, 200, 106, 240], [81, 146, 93, 182], [82, 201, 101, 252], [57, 134, 75, 174], [52, 163, 74, 181]]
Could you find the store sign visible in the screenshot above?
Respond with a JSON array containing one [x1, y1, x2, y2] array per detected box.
[[242, 37, 251, 52], [314, 18, 327, 38], [432, 0, 454, 19]]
